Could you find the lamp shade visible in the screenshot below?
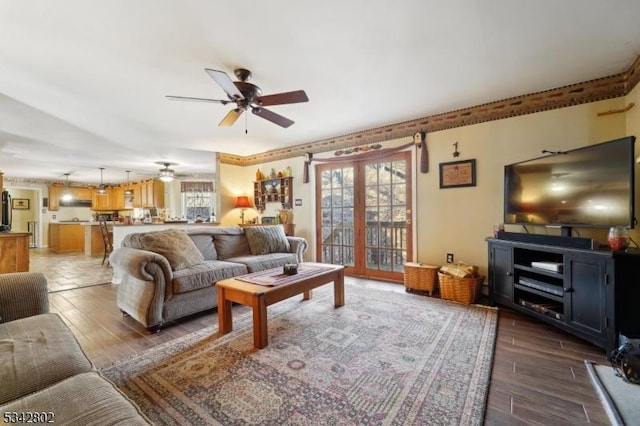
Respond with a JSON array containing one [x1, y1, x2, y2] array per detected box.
[[234, 196, 252, 209]]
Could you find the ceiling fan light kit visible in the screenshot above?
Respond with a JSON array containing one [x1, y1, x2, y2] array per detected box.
[[158, 162, 175, 182], [166, 67, 308, 129]]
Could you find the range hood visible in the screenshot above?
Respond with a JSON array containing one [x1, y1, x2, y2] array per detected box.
[[59, 199, 92, 208]]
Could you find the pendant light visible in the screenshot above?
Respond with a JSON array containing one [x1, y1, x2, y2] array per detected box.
[[97, 167, 107, 195], [61, 173, 73, 201], [124, 170, 133, 196]]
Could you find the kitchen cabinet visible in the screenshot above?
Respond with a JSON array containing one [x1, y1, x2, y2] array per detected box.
[[111, 185, 125, 210], [92, 188, 112, 211], [49, 223, 84, 253], [0, 232, 30, 272], [72, 187, 92, 200], [48, 185, 63, 210], [135, 179, 164, 208], [48, 185, 93, 210], [49, 179, 163, 211], [131, 182, 142, 207]]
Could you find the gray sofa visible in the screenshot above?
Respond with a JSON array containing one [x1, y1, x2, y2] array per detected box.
[[109, 225, 307, 330], [0, 272, 151, 425]]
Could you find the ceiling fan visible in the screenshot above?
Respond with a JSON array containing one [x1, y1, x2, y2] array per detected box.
[[157, 162, 177, 182], [166, 68, 308, 128]]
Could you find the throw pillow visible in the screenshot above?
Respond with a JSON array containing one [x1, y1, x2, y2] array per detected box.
[[244, 225, 291, 255], [213, 234, 252, 259], [189, 234, 217, 260], [127, 229, 204, 270]]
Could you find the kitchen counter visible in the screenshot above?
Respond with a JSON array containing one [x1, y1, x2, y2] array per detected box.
[[112, 222, 220, 249]]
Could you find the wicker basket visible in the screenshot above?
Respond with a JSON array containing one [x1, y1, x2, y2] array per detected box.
[[404, 262, 439, 296], [437, 272, 484, 304]]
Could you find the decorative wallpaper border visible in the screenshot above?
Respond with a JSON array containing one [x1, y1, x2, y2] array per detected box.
[[221, 54, 640, 166]]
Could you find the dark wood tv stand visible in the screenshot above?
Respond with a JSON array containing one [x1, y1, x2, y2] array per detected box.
[[487, 237, 640, 354]]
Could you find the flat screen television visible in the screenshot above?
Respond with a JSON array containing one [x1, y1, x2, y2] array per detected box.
[[504, 136, 636, 232]]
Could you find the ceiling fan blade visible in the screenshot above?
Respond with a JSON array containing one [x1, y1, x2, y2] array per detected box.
[[165, 95, 230, 105], [252, 107, 294, 128], [205, 69, 244, 100], [256, 90, 309, 106], [219, 108, 244, 127]]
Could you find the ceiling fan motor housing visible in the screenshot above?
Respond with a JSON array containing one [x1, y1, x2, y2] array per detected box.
[[232, 81, 262, 104]]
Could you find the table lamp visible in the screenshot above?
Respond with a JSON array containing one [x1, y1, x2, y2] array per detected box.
[[234, 196, 253, 224]]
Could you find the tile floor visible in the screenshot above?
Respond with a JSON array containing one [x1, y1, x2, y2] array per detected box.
[[29, 248, 113, 292]]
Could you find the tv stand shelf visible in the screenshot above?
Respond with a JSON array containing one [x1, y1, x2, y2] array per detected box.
[[488, 237, 640, 354]]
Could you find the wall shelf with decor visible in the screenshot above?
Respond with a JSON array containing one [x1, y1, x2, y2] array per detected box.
[[253, 177, 292, 211]]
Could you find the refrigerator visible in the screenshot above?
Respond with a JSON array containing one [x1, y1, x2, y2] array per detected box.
[[1, 190, 11, 231]]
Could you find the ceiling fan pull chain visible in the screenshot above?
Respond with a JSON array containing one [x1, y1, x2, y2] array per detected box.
[[245, 111, 248, 134]]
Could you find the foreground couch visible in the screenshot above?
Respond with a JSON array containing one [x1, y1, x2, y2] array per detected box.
[[0, 272, 151, 425], [110, 225, 308, 330]]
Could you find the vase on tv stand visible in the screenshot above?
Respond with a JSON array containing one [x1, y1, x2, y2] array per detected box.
[[608, 226, 630, 251]]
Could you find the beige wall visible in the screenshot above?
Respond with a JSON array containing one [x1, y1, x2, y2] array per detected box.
[[222, 95, 637, 271], [414, 98, 629, 276]]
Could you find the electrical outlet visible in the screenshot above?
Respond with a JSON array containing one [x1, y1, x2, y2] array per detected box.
[[446, 253, 454, 263]]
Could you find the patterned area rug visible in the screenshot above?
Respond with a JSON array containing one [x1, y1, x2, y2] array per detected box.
[[102, 285, 497, 425]]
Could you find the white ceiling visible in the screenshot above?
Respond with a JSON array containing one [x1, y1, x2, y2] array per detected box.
[[1, 0, 640, 185]]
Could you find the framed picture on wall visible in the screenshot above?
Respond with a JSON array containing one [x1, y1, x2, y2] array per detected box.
[[12, 198, 30, 210], [439, 159, 476, 189]]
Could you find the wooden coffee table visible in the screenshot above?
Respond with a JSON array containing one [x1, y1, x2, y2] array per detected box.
[[216, 262, 345, 349]]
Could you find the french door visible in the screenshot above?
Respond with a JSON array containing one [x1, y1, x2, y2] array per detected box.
[[315, 151, 412, 282]]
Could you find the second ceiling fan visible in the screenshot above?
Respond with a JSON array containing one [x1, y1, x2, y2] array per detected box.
[[166, 68, 308, 128]]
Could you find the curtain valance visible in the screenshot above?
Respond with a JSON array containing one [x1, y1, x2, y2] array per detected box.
[[180, 182, 214, 192]]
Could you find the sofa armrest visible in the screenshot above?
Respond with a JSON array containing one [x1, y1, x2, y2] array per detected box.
[[287, 236, 308, 263], [0, 272, 49, 323], [109, 247, 174, 286], [109, 247, 176, 329]]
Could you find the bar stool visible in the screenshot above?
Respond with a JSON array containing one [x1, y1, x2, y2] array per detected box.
[[98, 216, 113, 266]]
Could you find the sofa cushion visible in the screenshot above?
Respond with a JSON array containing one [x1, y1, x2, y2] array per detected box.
[[171, 260, 248, 294], [244, 225, 291, 255], [126, 229, 204, 270], [0, 313, 93, 405], [0, 371, 152, 425], [189, 234, 217, 260], [226, 252, 298, 273], [214, 234, 252, 259]]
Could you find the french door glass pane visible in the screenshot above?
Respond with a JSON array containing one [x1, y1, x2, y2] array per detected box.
[[364, 161, 407, 273], [320, 166, 355, 267]]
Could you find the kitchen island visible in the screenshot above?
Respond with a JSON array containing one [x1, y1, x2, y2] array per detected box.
[[49, 222, 85, 253], [83, 222, 114, 257]]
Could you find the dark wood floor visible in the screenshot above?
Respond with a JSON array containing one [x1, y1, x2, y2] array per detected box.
[[44, 264, 610, 425]]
